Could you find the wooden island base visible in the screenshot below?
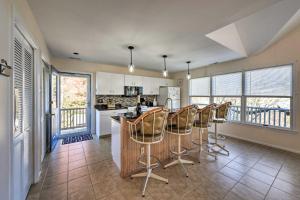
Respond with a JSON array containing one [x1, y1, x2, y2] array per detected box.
[[119, 117, 208, 178]]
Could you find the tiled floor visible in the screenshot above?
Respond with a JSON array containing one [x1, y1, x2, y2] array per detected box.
[[27, 135, 300, 200]]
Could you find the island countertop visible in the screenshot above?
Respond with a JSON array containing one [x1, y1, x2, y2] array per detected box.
[[110, 108, 181, 123]]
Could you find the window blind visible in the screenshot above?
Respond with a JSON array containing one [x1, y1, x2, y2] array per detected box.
[[245, 65, 292, 97], [212, 72, 242, 96], [189, 77, 210, 96]]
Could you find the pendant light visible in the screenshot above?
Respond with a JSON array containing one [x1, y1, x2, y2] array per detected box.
[[186, 61, 191, 80], [162, 55, 168, 77], [128, 46, 135, 73]]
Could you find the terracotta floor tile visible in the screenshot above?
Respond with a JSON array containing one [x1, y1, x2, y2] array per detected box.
[[231, 183, 264, 200], [68, 175, 92, 193], [68, 185, 95, 200], [239, 175, 271, 195], [246, 169, 275, 185], [272, 179, 300, 198], [69, 166, 89, 181], [39, 183, 68, 200], [266, 187, 299, 200], [219, 166, 244, 181], [253, 163, 279, 177]]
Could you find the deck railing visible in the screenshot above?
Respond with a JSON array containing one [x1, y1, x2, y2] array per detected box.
[[61, 108, 87, 130], [229, 106, 290, 128]]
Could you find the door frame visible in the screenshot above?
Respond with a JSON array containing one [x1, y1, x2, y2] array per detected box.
[[59, 72, 92, 134], [49, 66, 60, 151]]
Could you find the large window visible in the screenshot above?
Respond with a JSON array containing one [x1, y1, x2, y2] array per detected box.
[[245, 65, 292, 128], [188, 65, 293, 129], [212, 72, 242, 121], [189, 77, 210, 108]]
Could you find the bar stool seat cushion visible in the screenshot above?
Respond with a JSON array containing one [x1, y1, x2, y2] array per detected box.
[[167, 124, 192, 134], [194, 120, 210, 128], [134, 131, 163, 143], [212, 118, 226, 123]]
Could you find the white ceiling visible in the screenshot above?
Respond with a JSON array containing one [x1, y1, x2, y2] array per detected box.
[[27, 0, 300, 72]]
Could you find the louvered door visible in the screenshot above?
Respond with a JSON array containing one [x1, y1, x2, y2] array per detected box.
[[13, 29, 34, 200]]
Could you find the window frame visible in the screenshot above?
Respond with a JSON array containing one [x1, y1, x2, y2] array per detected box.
[[188, 64, 294, 130], [189, 76, 212, 107]]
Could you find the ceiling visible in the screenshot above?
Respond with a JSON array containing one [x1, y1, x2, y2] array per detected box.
[[27, 0, 300, 72]]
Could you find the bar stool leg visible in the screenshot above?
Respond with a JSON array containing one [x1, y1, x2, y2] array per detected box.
[[198, 128, 217, 162], [164, 135, 194, 177], [209, 123, 229, 156], [131, 144, 168, 197]]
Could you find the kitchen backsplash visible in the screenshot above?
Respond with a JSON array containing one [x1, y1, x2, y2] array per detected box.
[[95, 95, 157, 107]]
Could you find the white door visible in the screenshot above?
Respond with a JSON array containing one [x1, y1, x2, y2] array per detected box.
[[13, 29, 34, 200]]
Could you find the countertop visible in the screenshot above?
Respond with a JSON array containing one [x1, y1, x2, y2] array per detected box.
[[95, 107, 128, 111], [110, 108, 180, 123]]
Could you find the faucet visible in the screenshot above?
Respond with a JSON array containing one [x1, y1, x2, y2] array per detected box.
[[164, 98, 173, 111]]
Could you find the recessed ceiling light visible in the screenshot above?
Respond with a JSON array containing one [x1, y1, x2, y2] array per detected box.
[[73, 52, 79, 55]]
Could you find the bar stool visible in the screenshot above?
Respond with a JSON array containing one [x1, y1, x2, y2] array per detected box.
[[209, 102, 231, 156], [164, 105, 198, 177], [128, 108, 169, 197], [193, 104, 217, 162]]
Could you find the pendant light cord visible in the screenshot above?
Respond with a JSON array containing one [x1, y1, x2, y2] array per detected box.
[[130, 49, 133, 65]]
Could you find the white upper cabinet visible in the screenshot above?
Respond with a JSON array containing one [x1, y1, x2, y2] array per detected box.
[[96, 72, 124, 95], [160, 78, 176, 87], [96, 72, 176, 95], [143, 77, 160, 95], [124, 75, 143, 86]]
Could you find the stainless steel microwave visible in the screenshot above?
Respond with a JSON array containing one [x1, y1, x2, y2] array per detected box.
[[124, 86, 143, 96]]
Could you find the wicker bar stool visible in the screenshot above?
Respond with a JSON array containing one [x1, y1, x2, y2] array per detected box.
[[164, 105, 198, 177], [209, 102, 231, 156], [193, 104, 217, 162], [128, 108, 169, 197]]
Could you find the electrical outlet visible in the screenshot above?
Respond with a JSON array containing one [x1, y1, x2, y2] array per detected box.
[[140, 147, 144, 155]]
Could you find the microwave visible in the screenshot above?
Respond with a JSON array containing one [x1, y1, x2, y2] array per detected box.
[[124, 86, 143, 96]]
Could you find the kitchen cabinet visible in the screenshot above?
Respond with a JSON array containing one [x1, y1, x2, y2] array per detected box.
[[124, 75, 143, 86], [111, 119, 121, 170], [96, 109, 127, 137], [96, 71, 176, 95], [143, 77, 160, 95], [160, 78, 176, 87], [96, 72, 124, 95]]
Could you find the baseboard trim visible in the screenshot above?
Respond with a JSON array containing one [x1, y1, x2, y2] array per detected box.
[[215, 132, 300, 154]]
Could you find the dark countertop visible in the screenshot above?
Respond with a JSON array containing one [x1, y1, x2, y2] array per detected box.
[[96, 107, 128, 111], [111, 116, 121, 122], [111, 108, 180, 123]]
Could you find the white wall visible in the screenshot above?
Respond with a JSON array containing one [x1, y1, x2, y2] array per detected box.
[[0, 0, 51, 199], [172, 25, 300, 153], [0, 0, 12, 199]]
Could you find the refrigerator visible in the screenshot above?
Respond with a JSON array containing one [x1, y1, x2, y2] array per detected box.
[[158, 87, 181, 110]]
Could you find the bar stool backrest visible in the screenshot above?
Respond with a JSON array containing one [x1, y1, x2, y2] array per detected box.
[[215, 102, 232, 120], [129, 108, 169, 144], [197, 104, 214, 128], [168, 105, 198, 135]]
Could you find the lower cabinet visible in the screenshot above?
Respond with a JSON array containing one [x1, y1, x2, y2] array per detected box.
[[96, 109, 127, 137], [111, 119, 121, 170]]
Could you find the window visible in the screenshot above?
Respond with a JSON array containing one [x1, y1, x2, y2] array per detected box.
[[188, 64, 293, 129], [245, 65, 292, 128], [212, 72, 242, 121], [189, 77, 210, 108]]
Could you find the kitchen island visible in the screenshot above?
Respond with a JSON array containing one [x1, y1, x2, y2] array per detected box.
[[111, 114, 208, 178]]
